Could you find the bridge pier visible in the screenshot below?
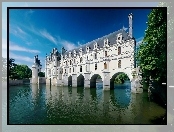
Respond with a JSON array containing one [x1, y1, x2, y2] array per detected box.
[[63, 74, 68, 86], [84, 72, 90, 88], [72, 74, 77, 87], [103, 71, 110, 90], [56, 79, 63, 86]]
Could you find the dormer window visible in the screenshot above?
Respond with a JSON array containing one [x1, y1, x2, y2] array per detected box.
[[65, 55, 67, 60], [117, 33, 122, 42], [104, 38, 108, 46], [74, 50, 76, 57], [69, 52, 71, 57], [94, 42, 97, 49], [86, 46, 89, 52]]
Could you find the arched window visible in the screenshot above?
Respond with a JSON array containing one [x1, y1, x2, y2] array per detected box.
[[65, 69, 66, 73], [74, 59, 76, 63], [104, 62, 107, 69], [80, 57, 83, 63], [94, 53, 97, 59], [95, 63, 97, 70], [105, 51, 107, 57], [118, 60, 121, 68], [69, 68, 71, 73], [70, 60, 72, 65], [80, 66, 82, 72], [118, 47, 121, 55]]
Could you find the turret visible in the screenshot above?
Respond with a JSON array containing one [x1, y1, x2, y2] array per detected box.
[[31, 55, 42, 84]]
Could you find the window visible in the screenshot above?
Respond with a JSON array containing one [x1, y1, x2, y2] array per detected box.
[[80, 57, 83, 63], [86, 46, 89, 52], [118, 60, 121, 68], [95, 63, 97, 70], [87, 56, 88, 60], [73, 67, 74, 72], [104, 62, 107, 69], [105, 51, 107, 57], [69, 68, 71, 73], [80, 66, 82, 72], [74, 59, 76, 63], [70, 60, 72, 65], [65, 69, 66, 73], [118, 47, 121, 55], [86, 65, 88, 71], [94, 53, 97, 59]]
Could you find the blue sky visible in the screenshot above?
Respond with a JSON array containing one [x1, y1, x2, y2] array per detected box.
[[8, 8, 153, 71]]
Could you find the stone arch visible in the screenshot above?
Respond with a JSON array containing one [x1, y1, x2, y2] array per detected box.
[[77, 74, 84, 87], [110, 72, 130, 89], [68, 75, 72, 87], [90, 74, 103, 88]]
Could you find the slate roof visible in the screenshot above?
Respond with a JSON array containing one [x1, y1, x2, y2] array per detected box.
[[63, 28, 132, 57]]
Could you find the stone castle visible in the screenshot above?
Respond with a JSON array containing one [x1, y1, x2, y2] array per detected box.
[[31, 13, 143, 92]]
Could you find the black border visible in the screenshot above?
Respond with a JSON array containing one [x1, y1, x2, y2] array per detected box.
[[7, 6, 167, 125]]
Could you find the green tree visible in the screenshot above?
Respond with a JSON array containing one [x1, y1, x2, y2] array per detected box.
[[9, 58, 17, 79], [14, 65, 32, 79], [114, 73, 129, 84], [97, 75, 101, 79], [136, 8, 167, 84], [38, 72, 45, 77]]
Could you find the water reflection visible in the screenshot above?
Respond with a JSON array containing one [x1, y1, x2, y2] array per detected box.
[[9, 82, 166, 124]]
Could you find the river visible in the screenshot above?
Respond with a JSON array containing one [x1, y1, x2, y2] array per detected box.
[[8, 81, 166, 124]]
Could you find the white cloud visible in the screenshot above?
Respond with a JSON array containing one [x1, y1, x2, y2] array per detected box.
[[9, 52, 33, 63], [17, 26, 27, 35], [60, 40, 77, 51], [136, 36, 144, 47], [9, 41, 40, 53], [40, 29, 58, 45], [10, 25, 29, 40]]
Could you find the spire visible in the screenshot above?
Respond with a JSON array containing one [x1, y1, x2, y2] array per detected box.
[[128, 13, 133, 38]]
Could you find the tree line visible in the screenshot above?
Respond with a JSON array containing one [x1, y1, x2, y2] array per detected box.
[[136, 8, 167, 85], [9, 58, 45, 80]]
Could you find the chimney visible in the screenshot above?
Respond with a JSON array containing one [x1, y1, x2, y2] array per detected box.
[[128, 13, 133, 38]]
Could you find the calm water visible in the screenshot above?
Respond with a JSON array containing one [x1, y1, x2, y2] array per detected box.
[[9, 81, 166, 124]]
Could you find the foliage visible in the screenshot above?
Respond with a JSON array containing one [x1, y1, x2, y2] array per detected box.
[[9, 58, 32, 79], [136, 8, 167, 84], [9, 58, 17, 79], [38, 72, 45, 77], [114, 73, 129, 84], [97, 75, 102, 79]]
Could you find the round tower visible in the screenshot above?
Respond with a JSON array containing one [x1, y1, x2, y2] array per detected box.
[[32, 56, 39, 84]]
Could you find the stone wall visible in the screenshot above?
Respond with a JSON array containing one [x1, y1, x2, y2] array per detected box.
[[9, 80, 23, 86], [38, 77, 46, 84]]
